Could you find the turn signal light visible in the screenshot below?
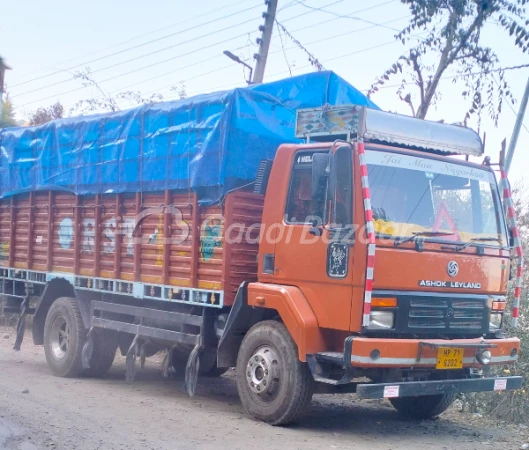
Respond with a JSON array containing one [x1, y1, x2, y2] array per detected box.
[[372, 297, 397, 308], [492, 301, 506, 311]]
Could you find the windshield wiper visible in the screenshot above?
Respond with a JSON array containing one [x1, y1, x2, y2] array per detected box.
[[452, 237, 503, 252], [394, 231, 456, 247]]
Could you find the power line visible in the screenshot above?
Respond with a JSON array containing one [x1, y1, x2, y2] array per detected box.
[[13, 14, 262, 101], [17, 29, 258, 108], [165, 13, 410, 91], [275, 20, 325, 71], [492, 73, 529, 135], [63, 42, 254, 110], [291, 0, 401, 32], [90, 1, 404, 102], [110, 2, 403, 96], [271, 14, 410, 59], [373, 63, 529, 91], [12, 0, 257, 83], [13, 0, 322, 92], [275, 0, 403, 46], [117, 40, 254, 93], [10, 2, 263, 92], [15, 0, 346, 107], [158, 37, 409, 101], [276, 19, 294, 76]]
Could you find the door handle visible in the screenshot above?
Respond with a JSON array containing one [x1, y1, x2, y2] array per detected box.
[[309, 219, 323, 236]]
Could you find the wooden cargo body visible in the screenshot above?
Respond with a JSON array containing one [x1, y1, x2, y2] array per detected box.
[[0, 189, 263, 307]]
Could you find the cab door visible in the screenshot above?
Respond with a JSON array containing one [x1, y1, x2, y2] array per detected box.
[[272, 146, 355, 331]]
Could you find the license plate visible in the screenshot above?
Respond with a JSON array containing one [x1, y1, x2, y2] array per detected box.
[[436, 347, 464, 369]]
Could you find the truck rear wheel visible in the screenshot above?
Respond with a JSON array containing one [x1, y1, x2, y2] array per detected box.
[[235, 320, 314, 425], [389, 394, 456, 419], [43, 297, 86, 377], [84, 328, 118, 377]]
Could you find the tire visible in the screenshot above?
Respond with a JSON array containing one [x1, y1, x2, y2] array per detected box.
[[84, 328, 117, 377], [390, 394, 456, 420], [43, 297, 86, 377], [235, 320, 314, 425]]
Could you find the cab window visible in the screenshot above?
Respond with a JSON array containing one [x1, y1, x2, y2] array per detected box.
[[285, 154, 324, 224], [332, 147, 353, 227]]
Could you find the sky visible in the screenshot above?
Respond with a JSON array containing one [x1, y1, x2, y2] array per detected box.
[[1, 0, 529, 184]]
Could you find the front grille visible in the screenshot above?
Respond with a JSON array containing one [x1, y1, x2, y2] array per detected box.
[[406, 297, 487, 335]]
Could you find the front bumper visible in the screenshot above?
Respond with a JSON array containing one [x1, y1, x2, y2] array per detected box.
[[349, 336, 520, 368], [356, 376, 523, 399]]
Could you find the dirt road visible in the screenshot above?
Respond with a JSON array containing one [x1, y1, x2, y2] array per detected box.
[[0, 328, 527, 450]]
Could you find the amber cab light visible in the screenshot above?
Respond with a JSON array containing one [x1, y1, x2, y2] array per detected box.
[[372, 297, 398, 308], [492, 301, 506, 311]]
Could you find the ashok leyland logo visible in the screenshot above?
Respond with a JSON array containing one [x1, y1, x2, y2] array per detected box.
[[447, 261, 459, 277]]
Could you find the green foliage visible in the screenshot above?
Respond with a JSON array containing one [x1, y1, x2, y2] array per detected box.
[[462, 185, 529, 422], [369, 0, 529, 125], [0, 97, 17, 128]]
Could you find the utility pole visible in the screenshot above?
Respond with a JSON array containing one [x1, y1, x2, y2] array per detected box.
[[0, 58, 12, 107], [252, 0, 278, 84], [505, 76, 529, 174]]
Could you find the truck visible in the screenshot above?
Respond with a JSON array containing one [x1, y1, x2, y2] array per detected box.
[[0, 71, 523, 426]]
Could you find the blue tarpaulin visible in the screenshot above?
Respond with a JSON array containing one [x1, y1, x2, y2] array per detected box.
[[0, 71, 378, 204]]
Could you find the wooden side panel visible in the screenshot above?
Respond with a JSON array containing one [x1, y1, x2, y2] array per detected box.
[[222, 191, 264, 305], [79, 195, 97, 276], [0, 198, 10, 267], [33, 192, 50, 271], [138, 192, 165, 284], [2, 189, 264, 305], [99, 195, 118, 278], [51, 193, 76, 273], [13, 194, 30, 269], [168, 194, 194, 287], [119, 193, 137, 281], [197, 204, 224, 291]]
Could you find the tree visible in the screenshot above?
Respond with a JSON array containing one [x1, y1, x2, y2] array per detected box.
[[0, 96, 17, 128], [464, 185, 529, 422], [369, 0, 529, 125], [29, 102, 65, 126]]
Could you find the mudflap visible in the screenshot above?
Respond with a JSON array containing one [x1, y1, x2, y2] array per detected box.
[[185, 345, 202, 397], [13, 296, 30, 351]]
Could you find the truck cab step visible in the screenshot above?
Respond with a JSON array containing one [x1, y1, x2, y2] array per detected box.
[[314, 352, 344, 365]]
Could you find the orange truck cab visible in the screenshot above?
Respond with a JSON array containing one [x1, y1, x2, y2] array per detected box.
[[222, 105, 522, 423]]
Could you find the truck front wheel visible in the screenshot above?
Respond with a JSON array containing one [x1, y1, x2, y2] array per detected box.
[[390, 394, 456, 419], [236, 321, 314, 425], [43, 297, 86, 377]]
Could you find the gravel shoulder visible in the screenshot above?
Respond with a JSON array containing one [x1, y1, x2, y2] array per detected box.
[[0, 327, 528, 450]]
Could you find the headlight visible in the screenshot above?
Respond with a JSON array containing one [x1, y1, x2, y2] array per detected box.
[[368, 311, 395, 330], [489, 313, 503, 331]]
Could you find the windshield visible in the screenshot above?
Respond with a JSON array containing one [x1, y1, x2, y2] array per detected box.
[[366, 150, 508, 246]]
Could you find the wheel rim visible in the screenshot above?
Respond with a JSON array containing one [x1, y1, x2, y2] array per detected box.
[[49, 315, 71, 359], [245, 345, 280, 401]]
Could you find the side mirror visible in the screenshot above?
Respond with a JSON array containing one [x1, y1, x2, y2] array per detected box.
[[311, 153, 330, 200]]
